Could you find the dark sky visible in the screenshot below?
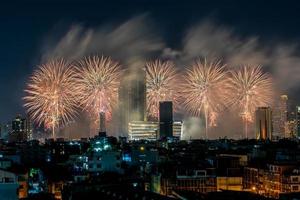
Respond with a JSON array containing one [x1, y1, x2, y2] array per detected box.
[[1, 0, 300, 123]]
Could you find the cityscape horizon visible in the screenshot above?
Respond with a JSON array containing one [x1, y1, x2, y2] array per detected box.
[[1, 1, 300, 200]]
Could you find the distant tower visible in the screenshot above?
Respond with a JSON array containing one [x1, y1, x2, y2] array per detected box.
[[255, 107, 272, 140], [0, 123, 10, 140], [159, 101, 173, 138], [119, 67, 146, 135], [99, 112, 106, 136], [272, 95, 288, 138], [25, 115, 33, 140], [9, 115, 30, 142]]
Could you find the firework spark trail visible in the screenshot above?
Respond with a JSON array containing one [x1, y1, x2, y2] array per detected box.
[[146, 60, 179, 119], [181, 59, 229, 139], [228, 65, 273, 138], [75, 55, 122, 134], [24, 59, 78, 139]]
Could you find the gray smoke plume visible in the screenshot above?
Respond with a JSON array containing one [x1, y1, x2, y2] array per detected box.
[[41, 15, 164, 65], [168, 19, 300, 92], [182, 117, 204, 140]]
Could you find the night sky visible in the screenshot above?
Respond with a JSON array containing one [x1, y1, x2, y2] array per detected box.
[[1, 0, 300, 123]]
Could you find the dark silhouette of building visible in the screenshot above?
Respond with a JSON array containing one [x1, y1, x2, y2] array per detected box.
[[9, 115, 31, 142], [255, 107, 272, 140], [159, 101, 173, 138], [119, 67, 146, 135]]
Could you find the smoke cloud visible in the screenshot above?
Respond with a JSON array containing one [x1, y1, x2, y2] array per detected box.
[[41, 15, 164, 66], [171, 19, 300, 92]]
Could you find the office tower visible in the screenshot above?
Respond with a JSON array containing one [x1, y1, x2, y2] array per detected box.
[[25, 116, 33, 140], [99, 112, 106, 135], [255, 107, 272, 140], [12, 115, 25, 133], [128, 121, 159, 141], [9, 115, 31, 142], [272, 95, 288, 138], [128, 120, 182, 141], [296, 106, 300, 138], [119, 67, 146, 135], [0, 123, 10, 140], [173, 121, 183, 139], [159, 101, 173, 138]]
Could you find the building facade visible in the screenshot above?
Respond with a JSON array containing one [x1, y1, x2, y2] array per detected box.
[[255, 107, 272, 140], [159, 101, 173, 138], [9, 115, 32, 142], [128, 121, 182, 141], [272, 95, 288, 138], [119, 67, 146, 135], [128, 121, 159, 141]]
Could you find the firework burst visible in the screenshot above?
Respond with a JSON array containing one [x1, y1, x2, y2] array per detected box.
[[181, 59, 229, 138], [75, 55, 122, 133], [228, 65, 273, 138], [146, 60, 179, 119], [24, 59, 78, 139]]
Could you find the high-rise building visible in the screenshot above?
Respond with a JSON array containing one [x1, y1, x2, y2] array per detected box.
[[9, 115, 32, 142], [128, 120, 182, 141], [255, 107, 272, 140], [296, 106, 300, 138], [119, 67, 146, 135], [128, 121, 159, 141], [12, 115, 25, 133], [0, 123, 10, 140], [272, 95, 288, 138], [99, 112, 106, 135], [173, 121, 183, 139], [159, 101, 173, 138]]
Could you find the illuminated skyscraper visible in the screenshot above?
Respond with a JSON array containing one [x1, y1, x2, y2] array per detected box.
[[128, 121, 159, 141], [128, 120, 181, 141], [173, 121, 183, 139], [255, 107, 272, 140], [272, 95, 288, 138], [9, 115, 32, 142], [159, 101, 173, 138], [119, 67, 146, 135]]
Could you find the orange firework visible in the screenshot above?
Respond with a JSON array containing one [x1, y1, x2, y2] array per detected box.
[[181, 59, 230, 139], [24, 59, 78, 139], [74, 55, 122, 133], [146, 60, 179, 119], [228, 65, 273, 138]]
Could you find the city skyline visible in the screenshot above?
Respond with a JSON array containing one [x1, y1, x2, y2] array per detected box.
[[1, 2, 300, 200]]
